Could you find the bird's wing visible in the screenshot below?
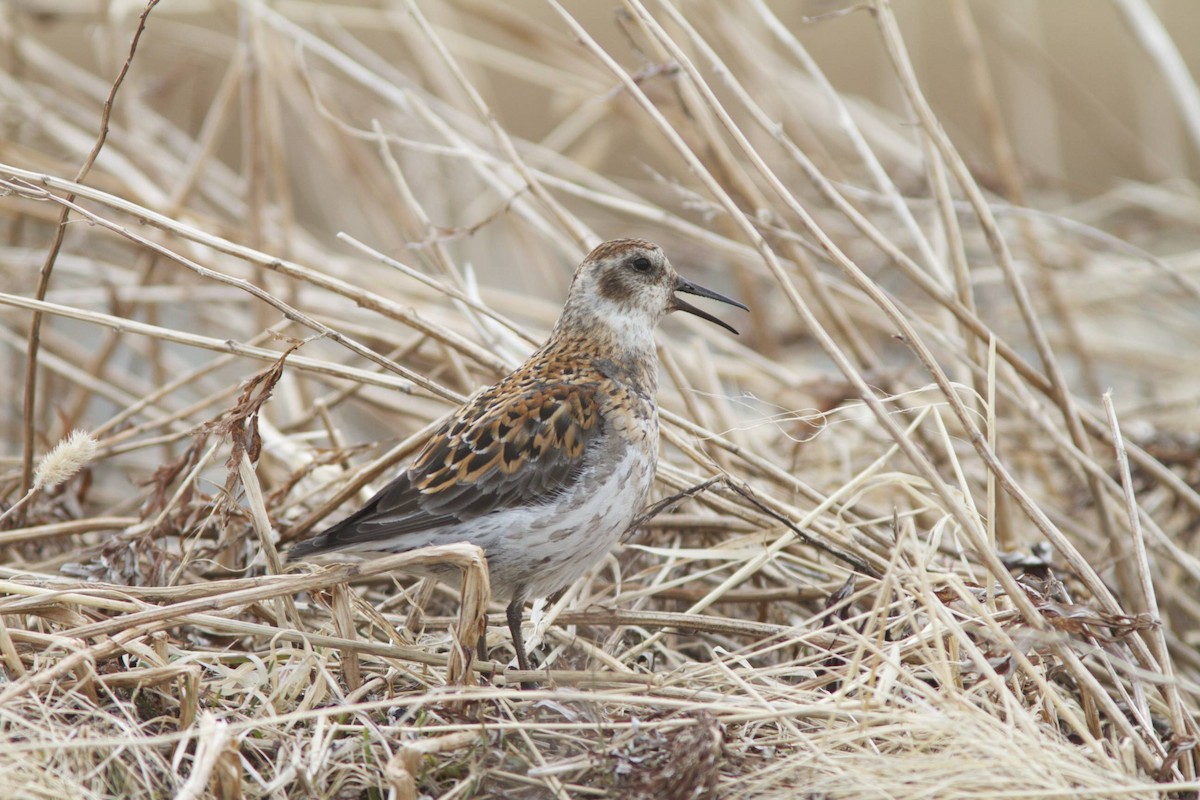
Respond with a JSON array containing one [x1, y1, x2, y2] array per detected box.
[[289, 381, 604, 556]]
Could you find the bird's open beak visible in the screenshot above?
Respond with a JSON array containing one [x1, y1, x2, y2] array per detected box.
[[671, 276, 749, 335]]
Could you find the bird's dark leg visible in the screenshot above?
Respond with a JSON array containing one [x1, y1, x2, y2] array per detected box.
[[506, 591, 536, 688], [506, 595, 529, 672]]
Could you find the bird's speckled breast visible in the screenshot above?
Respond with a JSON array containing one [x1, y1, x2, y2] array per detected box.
[[487, 355, 659, 597], [490, 428, 657, 598]]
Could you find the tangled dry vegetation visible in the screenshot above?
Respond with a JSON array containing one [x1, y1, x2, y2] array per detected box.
[[1, 1, 1199, 798]]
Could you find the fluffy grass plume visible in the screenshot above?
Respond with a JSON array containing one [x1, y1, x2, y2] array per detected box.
[[32, 430, 99, 491]]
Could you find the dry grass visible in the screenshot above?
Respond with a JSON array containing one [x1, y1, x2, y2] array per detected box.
[[1, 1, 1199, 798]]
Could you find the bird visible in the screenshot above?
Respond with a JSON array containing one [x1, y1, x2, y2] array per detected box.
[[289, 238, 746, 679]]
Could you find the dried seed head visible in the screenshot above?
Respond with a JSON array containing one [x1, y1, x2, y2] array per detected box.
[[33, 430, 99, 491]]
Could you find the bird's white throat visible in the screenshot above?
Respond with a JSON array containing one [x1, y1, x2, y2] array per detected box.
[[588, 298, 660, 358]]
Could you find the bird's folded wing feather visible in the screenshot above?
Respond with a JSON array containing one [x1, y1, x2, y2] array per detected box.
[[289, 382, 603, 556]]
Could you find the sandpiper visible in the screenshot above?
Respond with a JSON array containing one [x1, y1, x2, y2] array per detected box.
[[290, 239, 746, 677]]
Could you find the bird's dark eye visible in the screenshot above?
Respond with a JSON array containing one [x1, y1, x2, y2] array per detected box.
[[631, 257, 653, 273]]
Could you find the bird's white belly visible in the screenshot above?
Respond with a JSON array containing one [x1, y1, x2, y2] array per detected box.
[[340, 442, 657, 601], [479, 443, 655, 598]]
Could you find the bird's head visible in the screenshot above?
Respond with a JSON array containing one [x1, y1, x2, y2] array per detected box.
[[557, 239, 747, 351]]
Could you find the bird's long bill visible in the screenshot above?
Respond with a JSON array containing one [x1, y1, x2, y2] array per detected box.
[[672, 276, 749, 335]]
